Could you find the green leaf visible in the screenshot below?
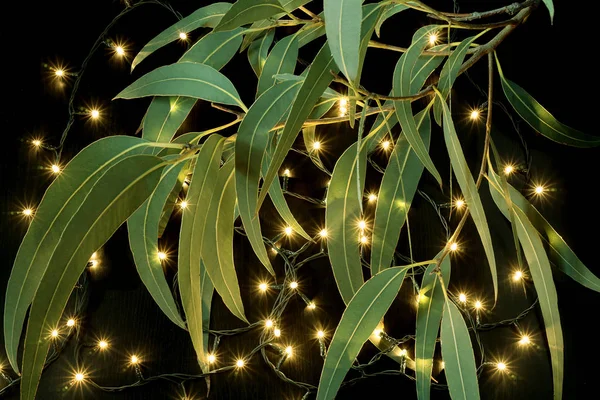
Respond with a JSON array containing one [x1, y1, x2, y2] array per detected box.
[[416, 254, 451, 400], [440, 300, 481, 400], [316, 266, 409, 400], [115, 62, 247, 111], [21, 155, 165, 400], [433, 35, 478, 125], [132, 3, 232, 70], [179, 135, 225, 371], [142, 97, 196, 146], [257, 34, 298, 97], [297, 20, 326, 48], [200, 262, 214, 355], [247, 29, 275, 77], [258, 42, 338, 211], [542, 0, 554, 23], [180, 27, 245, 67], [200, 160, 248, 323], [236, 80, 303, 275], [488, 169, 600, 292], [375, 4, 408, 37], [393, 26, 443, 185], [371, 110, 430, 274], [128, 161, 188, 330], [326, 142, 366, 304], [215, 0, 284, 32], [497, 60, 599, 147], [324, 0, 361, 82], [438, 95, 498, 302], [4, 136, 156, 373], [157, 163, 188, 238]]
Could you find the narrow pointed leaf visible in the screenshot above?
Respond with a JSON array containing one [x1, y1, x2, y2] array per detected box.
[[371, 111, 430, 274], [257, 34, 298, 97], [157, 163, 188, 238], [201, 160, 247, 322], [248, 29, 275, 77], [131, 3, 231, 70], [179, 135, 225, 371], [375, 4, 408, 37], [115, 63, 246, 111], [542, 0, 554, 23], [440, 300, 480, 400], [324, 0, 361, 82], [236, 80, 302, 275], [415, 253, 450, 400], [393, 25, 443, 185], [21, 155, 165, 400], [326, 142, 366, 304], [180, 27, 245, 67], [439, 97, 497, 301], [497, 62, 599, 147], [200, 263, 214, 354], [316, 266, 409, 400], [297, 20, 326, 48], [215, 0, 284, 32], [4, 136, 156, 373], [128, 162, 188, 330], [142, 97, 196, 146]]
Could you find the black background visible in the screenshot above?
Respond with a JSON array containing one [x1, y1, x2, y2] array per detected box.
[[1, 0, 599, 399]]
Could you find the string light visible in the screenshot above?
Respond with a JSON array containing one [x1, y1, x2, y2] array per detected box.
[[66, 318, 76, 327], [258, 282, 268, 292], [289, 281, 298, 290], [458, 293, 467, 303], [399, 348, 407, 357], [358, 220, 367, 230], [90, 260, 99, 268], [512, 270, 524, 282], [307, 302, 316, 310], [273, 328, 281, 338], [441, 361, 445, 370], [179, 200, 188, 209], [428, 33, 438, 45], [235, 359, 245, 368], [284, 346, 293, 357], [449, 242, 458, 251], [208, 354, 216, 364], [90, 109, 100, 119], [518, 335, 531, 346], [91, 252, 97, 259], [55, 69, 65, 78], [31, 139, 42, 147], [51, 164, 61, 174], [98, 340, 109, 350], [50, 329, 59, 339], [455, 199, 465, 209], [367, 193, 377, 203], [360, 235, 369, 245], [74, 372, 85, 383], [283, 168, 291, 177], [115, 45, 126, 56], [534, 185, 545, 195], [130, 355, 140, 365], [373, 329, 383, 338], [504, 164, 515, 175], [319, 228, 328, 238], [157, 251, 167, 261], [22, 208, 34, 217], [317, 330, 325, 339], [284, 226, 293, 236], [496, 362, 507, 372], [470, 109, 481, 120], [179, 32, 188, 40], [339, 97, 348, 108], [312, 141, 321, 150], [264, 319, 274, 329], [381, 140, 391, 151], [474, 300, 483, 310]]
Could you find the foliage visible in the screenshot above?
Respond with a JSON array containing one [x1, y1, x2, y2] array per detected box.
[[5, 0, 600, 399]]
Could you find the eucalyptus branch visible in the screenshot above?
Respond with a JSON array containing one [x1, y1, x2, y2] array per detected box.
[[430, 0, 537, 21]]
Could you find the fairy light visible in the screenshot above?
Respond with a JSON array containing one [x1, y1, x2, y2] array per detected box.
[[441, 361, 445, 370], [51, 164, 61, 174], [157, 251, 167, 261], [455, 199, 465, 209], [319, 228, 328, 238], [381, 140, 391, 151], [115, 45, 125, 56], [317, 330, 325, 339], [271, 246, 278, 254], [513, 270, 523, 282], [470, 109, 481, 120], [179, 200, 188, 209], [289, 281, 298, 290], [66, 318, 76, 327], [284, 346, 293, 357], [55, 69, 65, 78], [91, 252, 97, 259], [358, 220, 367, 230], [265, 319, 274, 329], [32, 139, 42, 147], [449, 242, 458, 252], [534, 185, 545, 195], [428, 33, 438, 45], [399, 348, 407, 357], [458, 293, 467, 303], [258, 282, 268, 292], [519, 335, 531, 346], [284, 226, 293, 236], [273, 328, 281, 337], [307, 302, 316, 310], [474, 300, 483, 310], [74, 372, 85, 382], [283, 168, 291, 177], [339, 97, 348, 108], [179, 32, 188, 40], [367, 193, 377, 203], [496, 362, 507, 371], [90, 259, 99, 268], [373, 329, 383, 338], [98, 340, 109, 350], [235, 359, 245, 368], [360, 235, 369, 245], [130, 355, 140, 365], [208, 354, 216, 364], [504, 165, 515, 175], [51, 329, 59, 338], [90, 109, 100, 119], [22, 208, 34, 217], [312, 141, 321, 150]]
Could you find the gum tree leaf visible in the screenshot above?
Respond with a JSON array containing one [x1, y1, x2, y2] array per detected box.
[[542, 0, 554, 23], [248, 29, 275, 77], [297, 20, 326, 48], [375, 4, 408, 37], [131, 2, 231, 70], [21, 155, 165, 400], [326, 142, 366, 304], [180, 27, 245, 66], [115, 63, 247, 111], [324, 0, 361, 82], [257, 34, 298, 97], [4, 136, 157, 373], [215, 0, 284, 32], [316, 266, 409, 400], [415, 253, 450, 400], [393, 25, 443, 186], [157, 162, 188, 238], [235, 80, 303, 275], [128, 161, 188, 330], [440, 300, 481, 400], [438, 93, 498, 302], [371, 110, 430, 274], [142, 97, 197, 148], [178, 135, 225, 372], [200, 262, 214, 355]]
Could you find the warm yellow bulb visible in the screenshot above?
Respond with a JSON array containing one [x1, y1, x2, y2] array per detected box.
[[289, 281, 298, 289], [449, 242, 458, 252], [470, 110, 480, 120], [496, 362, 507, 371], [90, 109, 100, 119], [358, 220, 367, 230], [32, 139, 42, 147], [441, 361, 445, 369], [312, 141, 321, 150], [265, 319, 274, 328], [115, 46, 125, 56], [284, 226, 293, 236], [534, 185, 545, 195], [283, 168, 291, 177], [381, 140, 391, 151], [339, 97, 348, 107], [399, 348, 407, 356], [360, 235, 368, 244], [428, 33, 438, 45], [179, 200, 188, 209], [319, 229, 328, 238], [98, 340, 108, 350], [504, 165, 514, 175], [259, 282, 268, 292], [130, 355, 139, 364], [91, 252, 97, 259], [317, 330, 325, 339], [208, 354, 216, 363], [90, 260, 99, 268], [455, 199, 465, 209], [284, 346, 293, 357], [474, 300, 482, 310], [367, 193, 377, 203], [55, 69, 65, 77], [273, 328, 281, 337], [307, 302, 316, 310], [235, 359, 245, 368], [519, 335, 531, 346], [51, 329, 59, 338], [339, 106, 347, 116], [513, 270, 523, 281], [51, 164, 61, 174], [22, 208, 34, 216], [67, 318, 76, 327], [74, 372, 85, 382], [179, 32, 188, 40], [373, 329, 383, 337], [158, 251, 167, 261], [458, 293, 467, 303]]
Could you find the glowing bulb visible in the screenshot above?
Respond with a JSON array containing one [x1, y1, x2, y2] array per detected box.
[[67, 318, 76, 327], [283, 169, 291, 177], [399, 348, 407, 356], [284, 346, 293, 357], [55, 69, 65, 77], [504, 165, 514, 175], [274, 328, 281, 337], [496, 362, 507, 371], [90, 260, 99, 268], [98, 340, 108, 350], [319, 229, 328, 238], [90, 109, 100, 119], [360, 235, 368, 244], [358, 220, 367, 230], [312, 141, 321, 150], [284, 226, 293, 236], [51, 329, 59, 338], [179, 200, 188, 209], [339, 106, 347, 116], [235, 359, 245, 368], [32, 139, 42, 147], [519, 335, 531, 346], [367, 193, 377, 203], [441, 361, 445, 369], [74, 372, 85, 382], [179, 32, 188, 40], [289, 281, 298, 289], [381, 140, 391, 151], [455, 199, 465, 209], [428, 33, 438, 45], [51, 164, 61, 174], [458, 293, 467, 303], [373, 329, 383, 337], [535, 185, 545, 195], [470, 109, 480, 120], [317, 330, 325, 339], [474, 300, 482, 310], [22, 208, 34, 216], [208, 354, 216, 363], [513, 270, 523, 282], [158, 251, 167, 261], [115, 46, 125, 56], [271, 247, 278, 254], [130, 355, 139, 364], [339, 97, 348, 108], [91, 252, 97, 259], [259, 282, 268, 292], [265, 319, 274, 328], [449, 242, 458, 252], [307, 302, 316, 310]]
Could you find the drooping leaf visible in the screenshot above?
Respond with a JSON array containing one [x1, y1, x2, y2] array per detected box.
[[316, 266, 409, 400], [235, 80, 303, 275], [215, 0, 284, 32], [440, 300, 480, 400], [326, 142, 366, 305], [200, 160, 247, 323], [4, 136, 158, 373], [438, 94, 498, 302], [258, 42, 338, 211], [393, 25, 443, 186], [248, 29, 275, 77], [21, 155, 165, 400], [131, 3, 232, 70], [179, 135, 225, 371], [257, 34, 299, 97], [433, 35, 478, 125], [115, 63, 247, 111], [415, 253, 450, 400], [375, 4, 409, 37], [542, 0, 554, 23], [200, 262, 214, 355], [142, 97, 197, 147], [157, 162, 189, 238], [128, 161, 188, 330], [297, 20, 326, 48], [324, 0, 361, 82], [180, 27, 245, 67], [496, 58, 599, 147], [371, 110, 430, 274]]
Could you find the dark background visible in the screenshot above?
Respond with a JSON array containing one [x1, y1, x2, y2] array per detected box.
[[1, 0, 599, 399]]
